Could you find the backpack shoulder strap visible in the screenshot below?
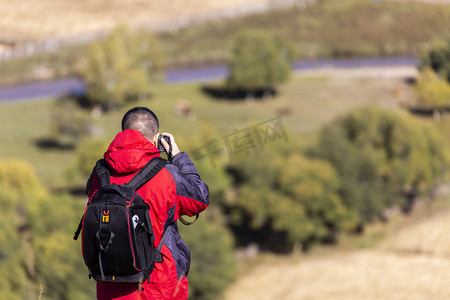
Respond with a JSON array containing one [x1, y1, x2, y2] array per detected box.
[[94, 159, 110, 187], [127, 157, 167, 190], [74, 159, 110, 241]]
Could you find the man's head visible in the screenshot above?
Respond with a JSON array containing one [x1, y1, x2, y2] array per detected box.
[[121, 107, 159, 143]]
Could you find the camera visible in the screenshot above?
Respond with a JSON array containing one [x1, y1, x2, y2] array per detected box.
[[157, 135, 172, 154]]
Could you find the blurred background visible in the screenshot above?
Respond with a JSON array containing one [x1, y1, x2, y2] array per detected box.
[[2, 0, 450, 299]]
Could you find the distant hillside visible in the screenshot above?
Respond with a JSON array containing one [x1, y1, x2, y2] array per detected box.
[[0, 0, 311, 62], [2, 0, 449, 59], [2, 0, 450, 85], [1, 0, 448, 42], [0, 0, 303, 46], [0, 0, 274, 40]]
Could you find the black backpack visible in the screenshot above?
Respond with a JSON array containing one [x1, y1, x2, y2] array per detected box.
[[74, 157, 167, 282]]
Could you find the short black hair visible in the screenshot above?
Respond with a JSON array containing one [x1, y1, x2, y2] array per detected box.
[[121, 107, 159, 140]]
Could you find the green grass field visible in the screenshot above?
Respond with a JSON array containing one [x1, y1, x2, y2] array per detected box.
[[0, 99, 74, 187]]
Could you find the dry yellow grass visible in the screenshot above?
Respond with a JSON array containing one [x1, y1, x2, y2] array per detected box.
[[224, 205, 450, 300], [225, 251, 450, 300], [0, 0, 279, 41], [2, 0, 450, 42]]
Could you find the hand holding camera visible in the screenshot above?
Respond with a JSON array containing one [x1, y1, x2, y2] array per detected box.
[[157, 133, 180, 157]]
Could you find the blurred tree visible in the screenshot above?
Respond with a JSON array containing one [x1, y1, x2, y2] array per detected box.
[[414, 67, 450, 120], [276, 153, 358, 247], [311, 123, 396, 225], [66, 137, 110, 185], [183, 122, 232, 206], [47, 97, 93, 148], [81, 26, 164, 110], [226, 29, 295, 99], [420, 40, 450, 83], [311, 107, 448, 227], [0, 159, 95, 299], [0, 183, 31, 299], [224, 143, 356, 252], [180, 215, 236, 300]]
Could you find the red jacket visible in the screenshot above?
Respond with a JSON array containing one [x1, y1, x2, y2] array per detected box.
[[86, 130, 209, 300]]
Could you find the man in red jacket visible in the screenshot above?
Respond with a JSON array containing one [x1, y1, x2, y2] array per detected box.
[[86, 107, 209, 300]]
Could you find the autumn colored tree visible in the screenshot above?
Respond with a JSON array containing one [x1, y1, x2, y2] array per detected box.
[[81, 26, 164, 110], [0, 159, 94, 299]]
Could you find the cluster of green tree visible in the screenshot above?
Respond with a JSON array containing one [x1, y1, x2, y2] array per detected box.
[[78, 26, 164, 111], [0, 159, 94, 299], [416, 41, 450, 118], [201, 107, 448, 252], [223, 146, 357, 252], [310, 107, 447, 222]]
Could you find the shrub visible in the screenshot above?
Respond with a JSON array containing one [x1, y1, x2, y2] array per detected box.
[[226, 29, 295, 98], [414, 67, 450, 119]]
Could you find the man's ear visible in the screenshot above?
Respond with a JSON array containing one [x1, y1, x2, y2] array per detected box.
[[152, 133, 159, 145]]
